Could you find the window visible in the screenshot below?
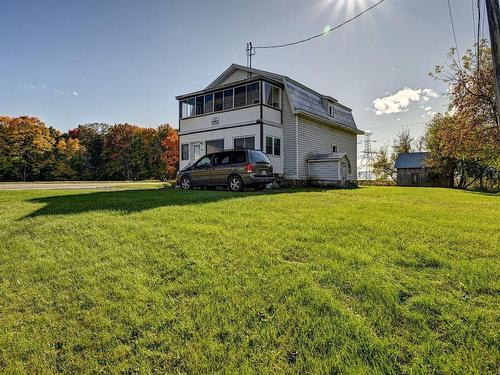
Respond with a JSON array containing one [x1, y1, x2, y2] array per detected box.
[[234, 136, 255, 150], [332, 145, 338, 153], [213, 152, 231, 166], [204, 94, 214, 113], [223, 89, 233, 110], [266, 136, 273, 154], [264, 82, 281, 109], [234, 86, 247, 108], [250, 150, 271, 164], [274, 137, 281, 156], [195, 155, 211, 168], [195, 96, 204, 115], [206, 139, 224, 154], [328, 104, 335, 117], [265, 136, 281, 156], [214, 91, 223, 112], [231, 151, 246, 164], [247, 82, 260, 105], [181, 98, 195, 118], [181, 144, 189, 160]]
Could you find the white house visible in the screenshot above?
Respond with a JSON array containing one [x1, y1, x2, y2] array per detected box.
[[176, 64, 363, 185]]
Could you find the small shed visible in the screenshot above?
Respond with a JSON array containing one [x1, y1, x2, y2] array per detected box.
[[306, 153, 351, 187], [395, 152, 453, 187]]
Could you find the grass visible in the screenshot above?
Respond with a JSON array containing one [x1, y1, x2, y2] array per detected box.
[[0, 186, 498, 374]]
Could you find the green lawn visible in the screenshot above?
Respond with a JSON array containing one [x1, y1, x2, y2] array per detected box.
[[0, 186, 498, 374]]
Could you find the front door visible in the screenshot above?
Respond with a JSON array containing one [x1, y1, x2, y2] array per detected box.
[[192, 143, 201, 162]]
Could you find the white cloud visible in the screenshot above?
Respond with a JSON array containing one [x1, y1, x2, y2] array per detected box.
[[396, 117, 400, 121], [53, 88, 63, 95], [28, 84, 36, 89], [424, 106, 432, 111], [372, 87, 439, 115], [72, 91, 79, 96], [40, 84, 46, 89]]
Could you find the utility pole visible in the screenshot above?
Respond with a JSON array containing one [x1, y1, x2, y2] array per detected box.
[[245, 42, 255, 68], [485, 0, 500, 125]]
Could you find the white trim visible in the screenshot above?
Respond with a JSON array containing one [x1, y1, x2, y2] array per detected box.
[[295, 115, 299, 179]]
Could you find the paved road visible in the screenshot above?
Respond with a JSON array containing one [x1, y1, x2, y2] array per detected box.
[[0, 182, 163, 190]]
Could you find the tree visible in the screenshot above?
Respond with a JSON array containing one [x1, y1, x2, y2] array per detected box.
[[371, 129, 421, 182], [372, 147, 396, 181], [68, 124, 108, 179], [160, 125, 179, 180], [428, 40, 500, 190], [0, 116, 55, 181]]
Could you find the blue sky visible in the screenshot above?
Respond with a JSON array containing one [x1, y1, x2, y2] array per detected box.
[[0, 0, 483, 146]]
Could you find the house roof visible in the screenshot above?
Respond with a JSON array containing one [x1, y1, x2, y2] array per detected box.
[[179, 63, 363, 135], [394, 152, 430, 169]]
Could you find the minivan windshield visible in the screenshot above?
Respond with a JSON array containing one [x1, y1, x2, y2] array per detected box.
[[249, 150, 271, 164]]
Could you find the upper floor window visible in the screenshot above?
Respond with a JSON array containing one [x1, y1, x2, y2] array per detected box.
[[180, 82, 262, 119], [332, 145, 338, 153], [264, 82, 281, 109], [204, 94, 214, 113], [214, 91, 223, 112], [328, 103, 335, 117]]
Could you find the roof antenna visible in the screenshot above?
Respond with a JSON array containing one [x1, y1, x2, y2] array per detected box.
[[245, 42, 256, 68]]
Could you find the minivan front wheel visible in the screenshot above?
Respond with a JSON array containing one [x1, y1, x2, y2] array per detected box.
[[180, 176, 192, 190], [228, 175, 244, 192]]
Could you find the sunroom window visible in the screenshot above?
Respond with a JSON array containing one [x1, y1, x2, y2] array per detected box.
[[223, 89, 233, 110], [264, 82, 281, 109], [195, 96, 204, 115], [214, 91, 223, 112], [204, 94, 214, 113], [234, 86, 247, 108]]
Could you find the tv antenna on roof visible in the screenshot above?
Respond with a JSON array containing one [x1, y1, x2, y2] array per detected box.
[[245, 42, 256, 68]]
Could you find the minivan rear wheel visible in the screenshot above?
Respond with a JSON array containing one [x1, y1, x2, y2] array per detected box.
[[228, 175, 244, 192], [180, 176, 192, 190]]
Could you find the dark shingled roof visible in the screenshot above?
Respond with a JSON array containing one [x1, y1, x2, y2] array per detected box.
[[395, 152, 430, 169]]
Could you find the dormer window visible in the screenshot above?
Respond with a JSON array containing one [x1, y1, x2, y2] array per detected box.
[[328, 103, 335, 117]]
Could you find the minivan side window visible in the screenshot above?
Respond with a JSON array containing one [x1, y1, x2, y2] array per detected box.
[[231, 151, 246, 164], [213, 152, 231, 166], [195, 155, 211, 168]]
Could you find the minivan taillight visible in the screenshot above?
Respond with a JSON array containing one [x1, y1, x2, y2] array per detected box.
[[246, 163, 253, 173]]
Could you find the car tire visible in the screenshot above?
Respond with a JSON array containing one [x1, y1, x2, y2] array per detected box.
[[228, 175, 244, 192], [180, 176, 192, 190]]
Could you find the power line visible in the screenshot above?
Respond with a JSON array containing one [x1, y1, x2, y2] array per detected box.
[[253, 0, 386, 50], [446, 0, 462, 69]]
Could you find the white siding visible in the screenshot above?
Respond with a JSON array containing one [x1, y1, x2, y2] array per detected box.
[[297, 116, 358, 180], [281, 89, 297, 179], [179, 106, 260, 134], [219, 70, 250, 85], [179, 125, 261, 170], [263, 124, 284, 175], [262, 106, 281, 124]]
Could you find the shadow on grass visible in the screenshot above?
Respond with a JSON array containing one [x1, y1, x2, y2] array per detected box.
[[23, 187, 322, 219]]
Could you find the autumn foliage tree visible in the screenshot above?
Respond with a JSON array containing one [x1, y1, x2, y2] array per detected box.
[[0, 117, 179, 181], [427, 40, 500, 190]]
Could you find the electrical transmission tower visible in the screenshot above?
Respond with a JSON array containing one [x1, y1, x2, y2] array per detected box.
[[358, 130, 377, 180]]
